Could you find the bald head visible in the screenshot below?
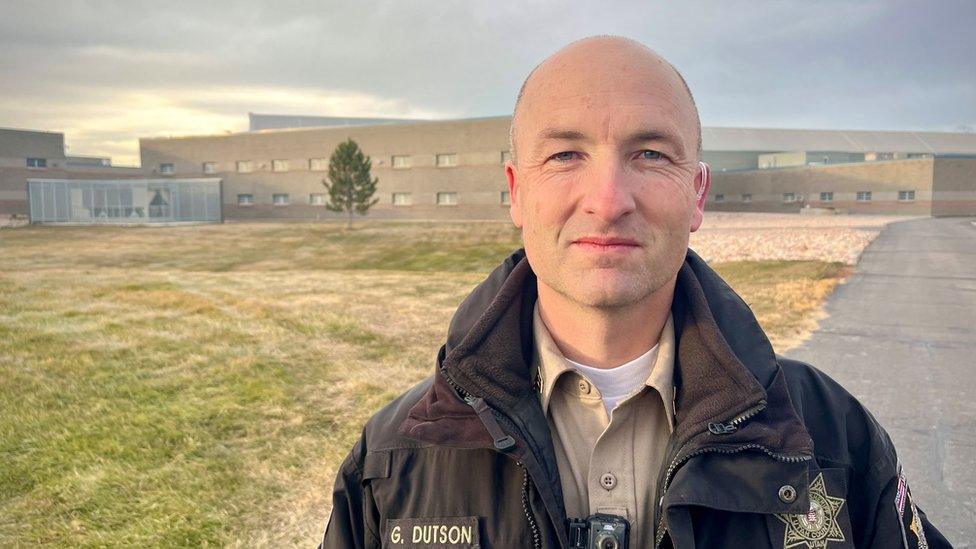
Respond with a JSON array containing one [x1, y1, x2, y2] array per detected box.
[[509, 36, 701, 165]]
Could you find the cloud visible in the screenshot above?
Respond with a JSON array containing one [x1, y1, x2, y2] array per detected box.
[[1, 0, 972, 165], [0, 84, 453, 165]]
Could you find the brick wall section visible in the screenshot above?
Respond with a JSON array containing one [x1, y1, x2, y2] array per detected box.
[[142, 116, 976, 219], [708, 158, 945, 215], [932, 158, 976, 216], [140, 117, 513, 221]]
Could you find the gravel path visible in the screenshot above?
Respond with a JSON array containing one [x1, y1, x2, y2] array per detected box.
[[5, 212, 920, 265], [692, 213, 922, 264], [786, 217, 976, 546]]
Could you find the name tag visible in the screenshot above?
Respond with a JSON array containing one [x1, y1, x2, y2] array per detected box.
[[384, 516, 480, 548]]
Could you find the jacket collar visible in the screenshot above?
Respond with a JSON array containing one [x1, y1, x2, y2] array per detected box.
[[399, 247, 811, 457]]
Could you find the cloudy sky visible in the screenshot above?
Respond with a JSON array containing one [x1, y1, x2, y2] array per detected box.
[[1, 0, 973, 166]]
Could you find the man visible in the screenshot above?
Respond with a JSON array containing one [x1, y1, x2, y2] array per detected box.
[[320, 36, 948, 548]]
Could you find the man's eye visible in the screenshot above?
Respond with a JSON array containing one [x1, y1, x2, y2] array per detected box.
[[640, 150, 663, 160], [551, 151, 578, 162]]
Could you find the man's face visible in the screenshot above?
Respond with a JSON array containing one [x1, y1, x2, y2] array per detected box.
[[506, 40, 708, 309]]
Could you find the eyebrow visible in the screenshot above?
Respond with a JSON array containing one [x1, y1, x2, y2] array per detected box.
[[623, 129, 682, 147], [537, 128, 587, 142], [533, 127, 685, 157]]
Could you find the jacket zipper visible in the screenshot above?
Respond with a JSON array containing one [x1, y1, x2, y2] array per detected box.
[[518, 460, 543, 549], [464, 394, 517, 450], [706, 399, 767, 435], [441, 364, 550, 546], [652, 400, 812, 548]]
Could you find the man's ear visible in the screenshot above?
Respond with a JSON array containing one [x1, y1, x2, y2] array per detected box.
[[505, 161, 523, 229], [690, 161, 710, 232]]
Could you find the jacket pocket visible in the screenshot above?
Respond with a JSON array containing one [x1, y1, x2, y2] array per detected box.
[[765, 467, 855, 548]]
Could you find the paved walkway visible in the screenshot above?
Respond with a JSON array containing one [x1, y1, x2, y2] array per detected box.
[[787, 217, 976, 546]]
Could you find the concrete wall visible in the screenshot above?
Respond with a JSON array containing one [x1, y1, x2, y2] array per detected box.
[[141, 117, 514, 221], [932, 157, 976, 216], [0, 128, 66, 168], [758, 151, 808, 169], [136, 119, 976, 220], [702, 150, 770, 171], [709, 158, 939, 215], [0, 128, 152, 215]]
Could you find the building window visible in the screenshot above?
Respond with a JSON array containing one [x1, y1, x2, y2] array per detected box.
[[500, 191, 511, 205], [856, 191, 872, 202], [237, 160, 253, 173], [273, 193, 290, 205], [741, 193, 752, 203], [782, 192, 796, 203], [272, 159, 289, 172], [436, 192, 458, 205], [309, 158, 328, 171], [898, 190, 916, 201], [309, 193, 326, 206], [237, 194, 253, 206], [714, 194, 725, 203], [392, 192, 412, 206], [820, 192, 834, 202], [160, 163, 174, 174], [436, 153, 458, 167], [392, 155, 411, 169], [26, 157, 47, 168], [501, 151, 512, 164], [203, 162, 217, 174]]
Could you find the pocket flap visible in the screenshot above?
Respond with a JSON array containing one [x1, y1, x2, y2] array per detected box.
[[363, 450, 391, 481]]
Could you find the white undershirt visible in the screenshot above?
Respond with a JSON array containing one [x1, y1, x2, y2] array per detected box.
[[564, 343, 660, 418]]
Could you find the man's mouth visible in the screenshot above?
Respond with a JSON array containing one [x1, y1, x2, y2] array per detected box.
[[571, 236, 641, 252]]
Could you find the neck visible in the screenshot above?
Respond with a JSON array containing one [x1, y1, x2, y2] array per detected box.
[[537, 277, 675, 369]]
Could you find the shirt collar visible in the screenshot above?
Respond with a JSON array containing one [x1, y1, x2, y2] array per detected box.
[[532, 302, 676, 429]]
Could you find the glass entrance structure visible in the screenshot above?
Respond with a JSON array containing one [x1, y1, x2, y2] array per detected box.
[[27, 178, 222, 224]]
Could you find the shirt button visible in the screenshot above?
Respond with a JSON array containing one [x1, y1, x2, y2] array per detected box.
[[577, 379, 591, 394], [600, 473, 617, 491]]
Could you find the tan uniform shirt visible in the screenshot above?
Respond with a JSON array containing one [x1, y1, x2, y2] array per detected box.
[[533, 304, 676, 548]]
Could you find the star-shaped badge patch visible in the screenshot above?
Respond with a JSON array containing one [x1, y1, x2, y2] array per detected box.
[[775, 472, 847, 549]]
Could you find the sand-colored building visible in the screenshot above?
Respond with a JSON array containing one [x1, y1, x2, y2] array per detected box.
[[139, 115, 976, 219], [4, 116, 975, 222], [1, 127, 220, 224]]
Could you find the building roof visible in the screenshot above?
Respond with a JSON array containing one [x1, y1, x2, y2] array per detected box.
[[164, 114, 976, 156], [701, 126, 976, 154], [248, 112, 425, 132]]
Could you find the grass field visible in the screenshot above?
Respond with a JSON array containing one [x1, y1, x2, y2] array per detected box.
[[0, 221, 849, 546]]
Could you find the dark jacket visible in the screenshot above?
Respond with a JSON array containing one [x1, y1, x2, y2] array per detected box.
[[320, 249, 950, 548]]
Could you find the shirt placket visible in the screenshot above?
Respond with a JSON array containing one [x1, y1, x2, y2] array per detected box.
[[587, 382, 638, 545]]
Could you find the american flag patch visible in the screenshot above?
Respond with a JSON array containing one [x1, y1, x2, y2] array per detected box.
[[895, 465, 908, 517]]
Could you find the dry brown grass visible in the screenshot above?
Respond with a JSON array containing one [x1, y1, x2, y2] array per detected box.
[[0, 221, 854, 547]]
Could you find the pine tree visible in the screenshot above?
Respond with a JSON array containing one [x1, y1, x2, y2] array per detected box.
[[323, 139, 379, 228]]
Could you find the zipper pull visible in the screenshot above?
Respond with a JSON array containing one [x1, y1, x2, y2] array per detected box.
[[708, 400, 767, 435], [707, 422, 737, 435], [464, 396, 517, 451]]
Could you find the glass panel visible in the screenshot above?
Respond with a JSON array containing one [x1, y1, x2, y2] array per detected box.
[[149, 187, 171, 219], [131, 185, 147, 218], [56, 181, 71, 221], [29, 183, 40, 220], [27, 179, 220, 224], [178, 184, 195, 220], [42, 182, 56, 220]]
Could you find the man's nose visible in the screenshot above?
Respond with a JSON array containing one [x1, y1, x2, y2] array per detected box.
[[580, 157, 637, 222]]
